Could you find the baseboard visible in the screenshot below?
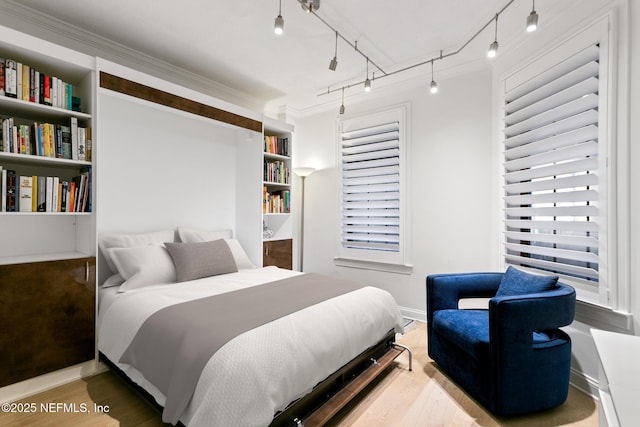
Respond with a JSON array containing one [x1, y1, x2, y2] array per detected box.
[[569, 367, 600, 400], [0, 359, 105, 404], [399, 306, 426, 322]]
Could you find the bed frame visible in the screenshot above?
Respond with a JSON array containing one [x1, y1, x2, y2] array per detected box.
[[271, 329, 412, 427], [100, 329, 411, 427]]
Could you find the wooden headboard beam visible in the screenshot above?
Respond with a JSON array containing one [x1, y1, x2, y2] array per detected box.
[[99, 71, 263, 133]]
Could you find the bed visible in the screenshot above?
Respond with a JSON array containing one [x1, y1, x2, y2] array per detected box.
[[97, 229, 408, 427]]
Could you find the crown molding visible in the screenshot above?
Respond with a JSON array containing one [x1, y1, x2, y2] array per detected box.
[[0, 1, 265, 112]]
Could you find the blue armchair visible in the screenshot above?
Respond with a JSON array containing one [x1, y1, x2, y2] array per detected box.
[[426, 269, 576, 416]]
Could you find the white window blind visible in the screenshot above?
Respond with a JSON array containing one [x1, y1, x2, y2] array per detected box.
[[503, 44, 601, 287], [341, 121, 400, 252]]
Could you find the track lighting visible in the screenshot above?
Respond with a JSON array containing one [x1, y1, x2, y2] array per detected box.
[[310, 0, 539, 105], [274, 0, 284, 35], [429, 59, 438, 94], [364, 59, 371, 92], [329, 31, 338, 71], [487, 14, 499, 58], [300, 0, 320, 13], [526, 0, 538, 32]]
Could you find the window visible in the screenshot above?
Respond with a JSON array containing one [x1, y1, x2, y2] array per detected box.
[[336, 106, 410, 271], [501, 26, 610, 305]]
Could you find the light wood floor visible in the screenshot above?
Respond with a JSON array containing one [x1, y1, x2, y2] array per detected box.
[[0, 321, 598, 427]]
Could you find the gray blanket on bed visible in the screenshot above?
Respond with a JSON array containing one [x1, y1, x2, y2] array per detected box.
[[119, 273, 365, 424]]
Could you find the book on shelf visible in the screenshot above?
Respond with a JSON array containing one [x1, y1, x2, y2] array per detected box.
[[263, 159, 290, 184], [31, 174, 37, 212], [264, 135, 290, 157], [36, 175, 45, 212], [4, 59, 17, 99], [1, 58, 79, 111], [77, 126, 86, 161], [1, 117, 91, 160], [60, 124, 72, 159], [0, 166, 5, 211], [18, 175, 32, 212], [70, 117, 78, 160], [21, 64, 30, 102], [45, 176, 53, 212], [5, 168, 16, 211], [263, 187, 290, 214], [85, 127, 92, 162], [0, 58, 5, 97], [1, 164, 91, 213]]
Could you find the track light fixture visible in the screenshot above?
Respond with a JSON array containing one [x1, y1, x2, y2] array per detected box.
[[274, 0, 284, 35], [300, 0, 320, 13], [429, 59, 438, 94], [329, 31, 338, 71], [487, 14, 499, 58], [526, 0, 539, 32], [307, 0, 537, 111], [364, 59, 371, 92]]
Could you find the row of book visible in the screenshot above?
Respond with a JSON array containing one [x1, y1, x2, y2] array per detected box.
[[264, 135, 290, 157], [1, 117, 91, 161], [264, 159, 290, 184], [0, 58, 81, 111], [0, 165, 91, 213], [263, 187, 290, 214]]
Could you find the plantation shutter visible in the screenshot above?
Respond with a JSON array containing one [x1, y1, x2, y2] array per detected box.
[[503, 44, 600, 285], [341, 122, 400, 252]]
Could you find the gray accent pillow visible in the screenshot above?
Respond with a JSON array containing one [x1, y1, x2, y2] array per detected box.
[[165, 239, 238, 282]]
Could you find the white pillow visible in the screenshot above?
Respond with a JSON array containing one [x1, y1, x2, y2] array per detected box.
[[177, 227, 232, 243], [109, 245, 177, 292], [99, 229, 176, 273], [224, 239, 255, 270], [102, 273, 124, 288]]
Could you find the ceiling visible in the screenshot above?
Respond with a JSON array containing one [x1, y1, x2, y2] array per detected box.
[[10, 0, 557, 114]]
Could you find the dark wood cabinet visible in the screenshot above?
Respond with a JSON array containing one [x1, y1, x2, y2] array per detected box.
[[0, 257, 95, 387], [263, 239, 292, 270]]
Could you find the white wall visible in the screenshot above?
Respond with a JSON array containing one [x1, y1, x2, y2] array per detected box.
[[294, 66, 496, 319], [97, 92, 239, 233]]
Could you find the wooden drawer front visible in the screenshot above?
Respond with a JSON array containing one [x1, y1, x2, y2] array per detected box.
[[263, 239, 292, 270], [0, 257, 96, 387]]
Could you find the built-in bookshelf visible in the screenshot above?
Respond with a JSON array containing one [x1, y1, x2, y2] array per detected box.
[[0, 24, 97, 397], [0, 25, 95, 265], [262, 118, 293, 268]]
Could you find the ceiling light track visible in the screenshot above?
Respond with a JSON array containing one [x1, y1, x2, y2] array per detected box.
[[295, 0, 388, 76], [318, 0, 521, 99]]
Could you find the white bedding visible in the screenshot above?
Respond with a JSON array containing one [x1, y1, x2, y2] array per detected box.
[[98, 266, 404, 427]]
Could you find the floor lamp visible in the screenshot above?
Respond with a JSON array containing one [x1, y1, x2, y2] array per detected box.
[[293, 167, 315, 272]]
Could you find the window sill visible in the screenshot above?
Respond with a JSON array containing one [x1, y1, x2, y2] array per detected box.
[[575, 300, 633, 333], [333, 257, 413, 275]]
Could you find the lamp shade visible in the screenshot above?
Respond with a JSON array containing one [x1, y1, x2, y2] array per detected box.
[[294, 167, 315, 178]]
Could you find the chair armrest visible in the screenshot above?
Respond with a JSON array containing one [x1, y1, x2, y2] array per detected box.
[[426, 273, 503, 326], [489, 283, 576, 350]]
